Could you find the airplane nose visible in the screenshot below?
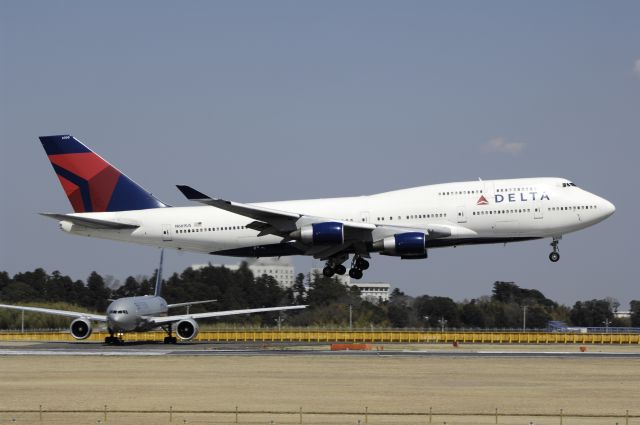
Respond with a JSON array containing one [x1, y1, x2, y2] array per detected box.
[[600, 198, 615, 218], [605, 200, 615, 216]]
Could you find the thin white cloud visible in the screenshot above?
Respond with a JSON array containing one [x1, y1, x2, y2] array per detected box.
[[634, 58, 640, 77], [483, 137, 525, 155]]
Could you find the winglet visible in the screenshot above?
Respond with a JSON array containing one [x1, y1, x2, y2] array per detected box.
[[176, 185, 210, 200]]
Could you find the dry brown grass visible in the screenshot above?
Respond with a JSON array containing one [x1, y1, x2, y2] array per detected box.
[[0, 353, 638, 424]]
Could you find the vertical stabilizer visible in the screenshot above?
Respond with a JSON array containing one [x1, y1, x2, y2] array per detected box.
[[39, 135, 168, 212]]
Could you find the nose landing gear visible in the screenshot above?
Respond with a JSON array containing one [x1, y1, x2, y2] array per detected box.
[[104, 329, 123, 344], [549, 238, 561, 262]]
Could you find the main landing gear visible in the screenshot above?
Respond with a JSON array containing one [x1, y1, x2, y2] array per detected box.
[[163, 324, 177, 344], [322, 254, 348, 278], [322, 255, 369, 280], [549, 237, 561, 262], [322, 264, 346, 277], [348, 256, 369, 280]]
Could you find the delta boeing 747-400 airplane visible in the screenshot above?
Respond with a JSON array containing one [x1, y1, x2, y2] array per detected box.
[[38, 135, 615, 280]]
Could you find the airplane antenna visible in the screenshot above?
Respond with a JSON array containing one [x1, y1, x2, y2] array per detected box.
[[154, 248, 164, 297]]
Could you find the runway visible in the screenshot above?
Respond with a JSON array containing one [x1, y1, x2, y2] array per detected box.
[[1, 341, 639, 357]]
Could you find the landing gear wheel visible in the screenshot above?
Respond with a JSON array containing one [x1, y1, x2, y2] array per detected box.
[[355, 258, 369, 270], [164, 336, 177, 344], [334, 264, 347, 275], [349, 268, 363, 279], [322, 266, 335, 277]]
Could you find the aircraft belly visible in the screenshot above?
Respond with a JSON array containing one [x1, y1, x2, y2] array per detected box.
[[492, 220, 524, 235]]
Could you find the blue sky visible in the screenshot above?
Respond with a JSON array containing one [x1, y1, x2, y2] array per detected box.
[[1, 1, 638, 307]]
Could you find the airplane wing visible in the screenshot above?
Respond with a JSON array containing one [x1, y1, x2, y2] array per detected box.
[[177, 185, 377, 236], [167, 299, 217, 309], [176, 185, 477, 259], [177, 185, 314, 234], [147, 305, 307, 326], [40, 213, 139, 230], [0, 303, 107, 321]]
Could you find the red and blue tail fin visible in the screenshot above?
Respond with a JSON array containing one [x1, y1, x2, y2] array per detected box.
[[39, 135, 168, 213]]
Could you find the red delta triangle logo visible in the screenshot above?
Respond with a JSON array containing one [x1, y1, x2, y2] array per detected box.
[[477, 195, 489, 205]]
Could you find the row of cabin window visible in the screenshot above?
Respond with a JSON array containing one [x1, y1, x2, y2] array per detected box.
[[438, 190, 482, 196], [376, 213, 447, 221], [473, 209, 531, 215], [176, 226, 246, 234], [496, 187, 535, 193], [548, 205, 596, 211]]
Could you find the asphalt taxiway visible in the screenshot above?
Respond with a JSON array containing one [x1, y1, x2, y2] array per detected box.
[[1, 341, 638, 358]]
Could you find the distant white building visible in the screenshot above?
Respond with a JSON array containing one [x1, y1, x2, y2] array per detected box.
[[613, 310, 631, 319], [349, 282, 391, 303], [309, 268, 390, 303], [192, 257, 296, 288]]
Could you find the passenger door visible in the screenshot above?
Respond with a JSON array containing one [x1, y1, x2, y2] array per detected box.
[[161, 224, 173, 241]]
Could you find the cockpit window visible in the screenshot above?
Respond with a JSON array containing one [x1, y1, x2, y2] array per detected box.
[[562, 182, 578, 188]]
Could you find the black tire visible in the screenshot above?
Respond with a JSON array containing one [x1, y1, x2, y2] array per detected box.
[[356, 258, 370, 270], [549, 252, 560, 262], [349, 268, 363, 279], [334, 264, 347, 275], [323, 266, 335, 277]]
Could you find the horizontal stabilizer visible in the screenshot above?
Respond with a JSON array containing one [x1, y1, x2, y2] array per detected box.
[[40, 213, 139, 230]]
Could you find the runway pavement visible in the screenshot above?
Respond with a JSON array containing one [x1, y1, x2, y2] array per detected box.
[[1, 341, 639, 357]]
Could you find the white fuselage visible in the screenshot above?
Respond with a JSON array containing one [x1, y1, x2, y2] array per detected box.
[[57, 178, 615, 257]]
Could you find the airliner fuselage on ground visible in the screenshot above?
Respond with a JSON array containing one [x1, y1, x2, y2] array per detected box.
[[39, 135, 615, 280]]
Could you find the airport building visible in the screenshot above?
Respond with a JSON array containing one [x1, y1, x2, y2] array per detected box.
[[349, 282, 391, 303], [193, 257, 296, 288]]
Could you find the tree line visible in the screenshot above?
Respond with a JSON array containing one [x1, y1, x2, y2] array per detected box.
[[0, 265, 638, 329]]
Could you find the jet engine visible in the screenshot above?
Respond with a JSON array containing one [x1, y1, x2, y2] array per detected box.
[[70, 318, 92, 340], [372, 232, 427, 259], [289, 222, 344, 245], [175, 319, 199, 340]]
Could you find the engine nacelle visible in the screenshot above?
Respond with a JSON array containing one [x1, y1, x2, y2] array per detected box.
[[372, 232, 427, 258], [175, 319, 199, 340], [70, 318, 92, 340], [289, 222, 344, 245]]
